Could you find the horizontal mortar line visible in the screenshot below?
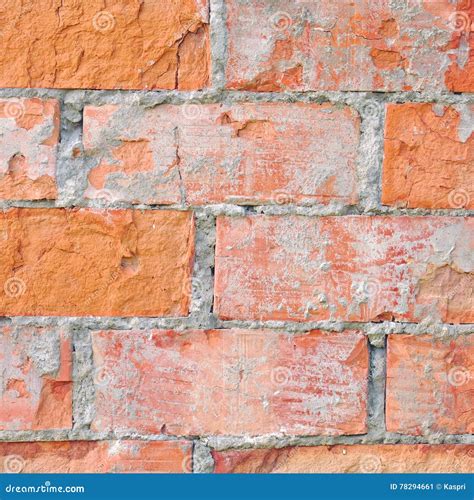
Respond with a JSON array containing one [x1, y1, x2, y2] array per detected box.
[[0, 202, 472, 217], [0, 88, 473, 105], [0, 432, 471, 447], [1, 317, 474, 333]]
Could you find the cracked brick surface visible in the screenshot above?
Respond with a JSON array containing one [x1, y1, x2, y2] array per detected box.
[[0, 0, 210, 90], [0, 98, 59, 200], [386, 334, 474, 435], [0, 440, 192, 473], [91, 329, 368, 436], [0, 326, 72, 431], [0, 208, 194, 317], [382, 103, 474, 209], [213, 445, 474, 473], [226, 0, 473, 92], [82, 103, 360, 206], [0, 0, 472, 476], [215, 216, 473, 323]]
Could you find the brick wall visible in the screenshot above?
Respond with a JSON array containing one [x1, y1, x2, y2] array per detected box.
[[0, 0, 472, 474]]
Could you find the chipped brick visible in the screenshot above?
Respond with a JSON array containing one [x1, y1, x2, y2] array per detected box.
[[83, 103, 360, 206], [91, 329, 368, 436], [0, 209, 194, 317], [215, 216, 473, 323]]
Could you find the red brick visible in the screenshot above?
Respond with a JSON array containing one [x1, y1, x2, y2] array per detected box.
[[0, 326, 72, 431], [0, 0, 209, 90], [386, 335, 474, 435], [0, 99, 59, 200], [82, 103, 360, 206], [213, 444, 473, 473], [0, 209, 194, 317], [0, 440, 192, 473], [214, 216, 473, 323], [382, 103, 474, 209], [91, 329, 368, 436], [226, 0, 473, 92]]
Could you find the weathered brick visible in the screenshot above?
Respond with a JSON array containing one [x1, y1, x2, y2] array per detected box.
[[91, 329, 368, 436], [215, 216, 473, 323], [0, 326, 72, 431], [82, 103, 360, 206], [226, 0, 473, 92], [382, 103, 474, 209], [0, 209, 194, 317], [0, 440, 192, 473], [0, 0, 209, 90], [386, 335, 474, 435], [0, 99, 59, 200], [213, 444, 474, 473]]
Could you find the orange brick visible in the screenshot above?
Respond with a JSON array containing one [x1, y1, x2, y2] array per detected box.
[[91, 329, 368, 436], [213, 444, 474, 473], [215, 216, 473, 323], [386, 335, 474, 435], [0, 99, 59, 200], [0, 326, 72, 431], [382, 103, 474, 209], [0, 440, 192, 473], [82, 103, 360, 205], [0, 209, 194, 317], [226, 0, 473, 92], [0, 0, 209, 90]]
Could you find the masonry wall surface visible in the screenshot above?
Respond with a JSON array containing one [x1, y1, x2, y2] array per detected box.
[[0, 0, 472, 474]]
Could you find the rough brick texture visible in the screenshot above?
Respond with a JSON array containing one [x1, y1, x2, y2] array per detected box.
[[91, 329, 368, 436], [0, 0, 472, 476], [0, 440, 192, 473], [0, 99, 59, 200], [382, 103, 474, 209], [0, 326, 72, 431], [215, 216, 473, 323], [0, 0, 209, 90], [214, 445, 474, 473], [386, 335, 474, 435], [0, 209, 194, 317], [83, 103, 360, 205], [226, 0, 473, 92]]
